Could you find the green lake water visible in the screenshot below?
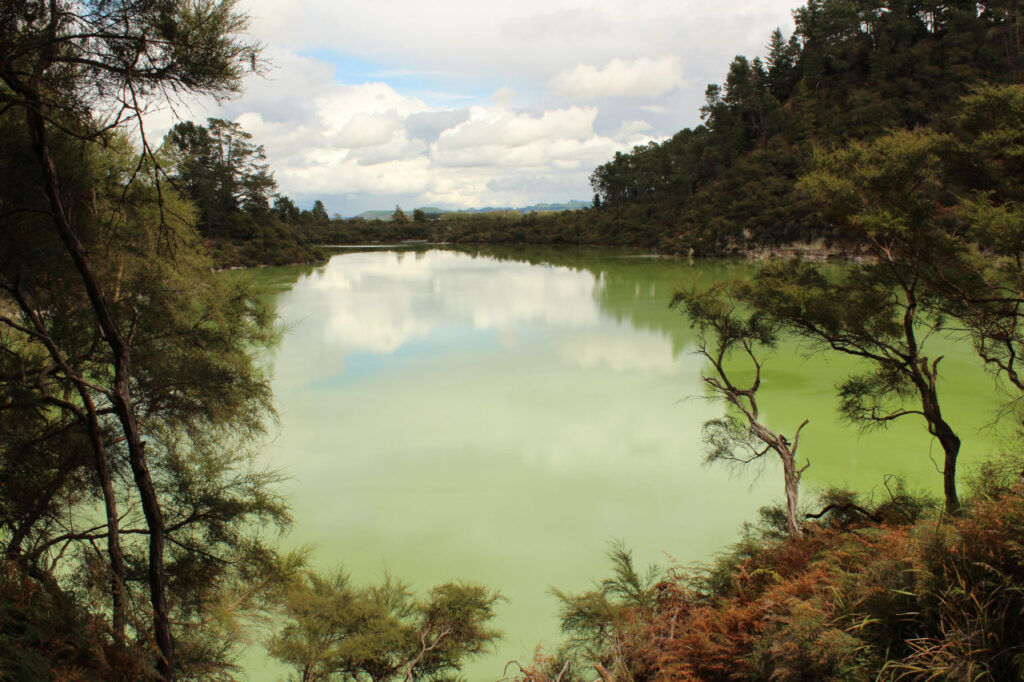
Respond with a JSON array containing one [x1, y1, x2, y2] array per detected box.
[[244, 246, 1009, 681]]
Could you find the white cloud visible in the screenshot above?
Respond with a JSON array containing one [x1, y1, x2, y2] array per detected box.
[[550, 57, 684, 99], [333, 112, 403, 148], [617, 119, 654, 137], [159, 0, 799, 213], [188, 58, 657, 211], [241, 0, 795, 85], [491, 86, 518, 107], [435, 105, 597, 152], [316, 83, 430, 135]]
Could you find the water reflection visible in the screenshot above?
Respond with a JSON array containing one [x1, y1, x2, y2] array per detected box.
[[282, 249, 681, 373], [558, 331, 682, 375]]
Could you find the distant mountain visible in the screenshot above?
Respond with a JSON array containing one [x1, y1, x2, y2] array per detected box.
[[457, 200, 590, 214], [353, 201, 587, 221], [353, 210, 394, 221]]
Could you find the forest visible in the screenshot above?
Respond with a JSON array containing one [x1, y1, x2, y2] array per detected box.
[[3, 0, 1024, 680]]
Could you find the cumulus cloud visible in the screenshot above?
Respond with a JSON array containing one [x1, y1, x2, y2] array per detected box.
[[491, 86, 518, 107], [404, 109, 471, 142], [550, 57, 684, 99], [316, 83, 430, 135], [435, 106, 597, 152], [166, 0, 798, 213], [184, 51, 658, 213], [332, 112, 402, 148]]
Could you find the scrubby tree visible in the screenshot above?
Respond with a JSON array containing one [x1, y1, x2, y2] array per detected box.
[[673, 285, 810, 538], [744, 129, 966, 514], [0, 117, 296, 680], [267, 570, 502, 682], [548, 542, 660, 681]]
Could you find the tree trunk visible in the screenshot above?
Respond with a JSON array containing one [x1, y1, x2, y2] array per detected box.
[[25, 108, 176, 679], [933, 419, 961, 515], [81, 397, 128, 643], [918, 380, 961, 515], [780, 451, 803, 538]]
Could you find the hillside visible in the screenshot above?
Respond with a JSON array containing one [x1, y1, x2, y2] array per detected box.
[[581, 0, 1024, 254]]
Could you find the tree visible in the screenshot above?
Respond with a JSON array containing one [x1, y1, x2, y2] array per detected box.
[[0, 1, 265, 678], [163, 118, 277, 237], [740, 129, 967, 513], [672, 285, 810, 538], [758, 85, 1024, 518], [267, 570, 502, 682], [549, 541, 660, 681], [392, 205, 409, 223], [765, 28, 800, 101], [311, 200, 330, 224], [275, 195, 302, 223], [0, 118, 296, 678], [918, 85, 1024, 395]]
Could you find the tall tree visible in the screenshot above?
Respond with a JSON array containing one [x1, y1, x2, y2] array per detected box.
[[163, 118, 277, 237], [311, 200, 330, 223], [742, 129, 969, 514], [0, 1, 263, 678], [0, 117, 293, 678]]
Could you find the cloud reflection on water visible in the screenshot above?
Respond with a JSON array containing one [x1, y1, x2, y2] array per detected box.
[[282, 251, 679, 377]]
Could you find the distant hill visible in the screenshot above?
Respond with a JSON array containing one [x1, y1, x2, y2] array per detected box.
[[353, 201, 587, 221], [457, 200, 590, 214]]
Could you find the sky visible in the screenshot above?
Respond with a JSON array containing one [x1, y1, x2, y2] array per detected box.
[[153, 0, 800, 216]]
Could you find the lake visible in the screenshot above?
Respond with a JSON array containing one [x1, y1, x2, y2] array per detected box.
[[245, 246, 1007, 680]]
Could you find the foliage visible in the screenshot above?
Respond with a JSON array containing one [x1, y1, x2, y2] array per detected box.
[[548, 542, 661, 681], [545, 480, 1024, 681], [0, 114, 299, 677], [0, 2, 303, 677], [161, 118, 325, 266], [738, 257, 966, 514], [266, 569, 502, 682], [720, 83, 1024, 517]]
